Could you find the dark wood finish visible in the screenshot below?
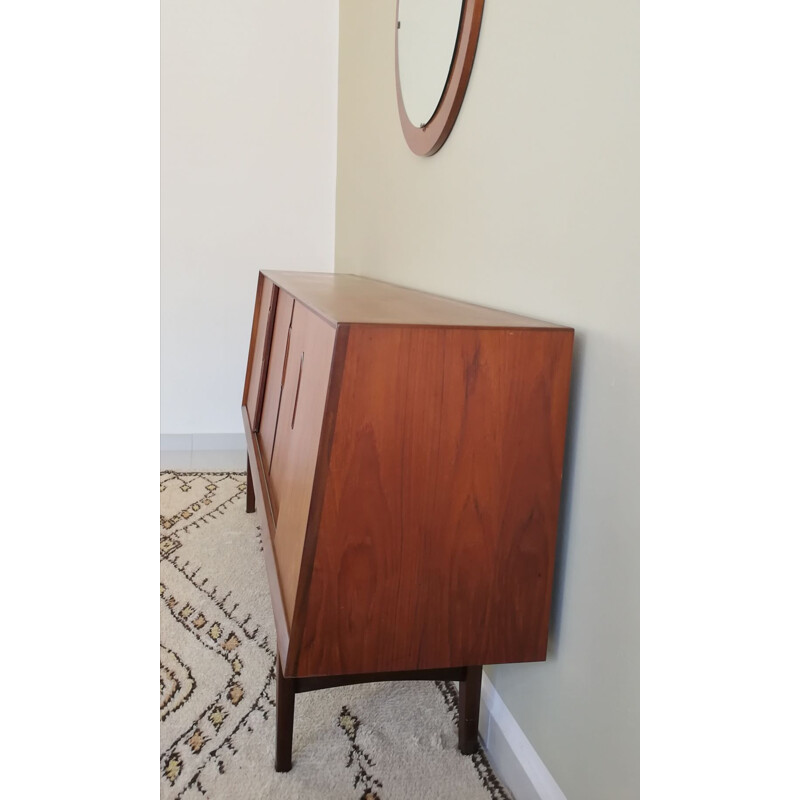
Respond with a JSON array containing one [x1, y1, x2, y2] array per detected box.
[[270, 301, 336, 629], [263, 271, 559, 328], [241, 271, 573, 771], [246, 453, 255, 513], [296, 324, 573, 676], [286, 324, 351, 676], [458, 666, 482, 755], [275, 655, 295, 772], [395, 0, 485, 156], [257, 290, 294, 470], [273, 662, 473, 772], [242, 405, 290, 669], [242, 275, 277, 430], [294, 666, 467, 694], [263, 472, 279, 536]]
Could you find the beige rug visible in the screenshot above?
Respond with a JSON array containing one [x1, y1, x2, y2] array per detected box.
[[160, 471, 512, 800]]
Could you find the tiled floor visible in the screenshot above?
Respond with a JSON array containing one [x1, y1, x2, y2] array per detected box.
[[160, 449, 247, 472]]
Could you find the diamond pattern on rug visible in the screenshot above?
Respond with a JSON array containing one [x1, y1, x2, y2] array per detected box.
[[160, 470, 512, 800]]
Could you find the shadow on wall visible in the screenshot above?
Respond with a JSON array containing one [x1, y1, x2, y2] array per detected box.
[[546, 329, 585, 658]]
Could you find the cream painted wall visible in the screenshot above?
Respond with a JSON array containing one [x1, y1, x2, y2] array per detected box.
[[335, 2, 639, 799], [161, 0, 338, 434]]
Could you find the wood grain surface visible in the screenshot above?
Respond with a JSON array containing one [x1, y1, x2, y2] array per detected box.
[[242, 406, 290, 669], [257, 290, 294, 473], [285, 324, 351, 675], [243, 275, 276, 429], [263, 271, 564, 329], [270, 301, 336, 631], [244, 273, 574, 682], [294, 324, 574, 676]]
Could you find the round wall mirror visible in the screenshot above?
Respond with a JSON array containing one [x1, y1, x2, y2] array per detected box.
[[395, 0, 485, 157]]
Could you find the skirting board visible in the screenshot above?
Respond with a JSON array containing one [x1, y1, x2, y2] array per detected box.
[[479, 674, 567, 800], [160, 434, 246, 471], [160, 433, 246, 452]]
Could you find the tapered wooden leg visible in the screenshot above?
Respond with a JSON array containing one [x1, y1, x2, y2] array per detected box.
[[246, 453, 255, 513], [458, 666, 481, 755], [275, 656, 295, 772]]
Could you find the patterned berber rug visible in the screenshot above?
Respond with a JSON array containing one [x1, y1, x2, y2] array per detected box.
[[160, 471, 512, 800]]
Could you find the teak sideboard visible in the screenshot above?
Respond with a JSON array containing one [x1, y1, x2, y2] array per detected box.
[[242, 271, 573, 771]]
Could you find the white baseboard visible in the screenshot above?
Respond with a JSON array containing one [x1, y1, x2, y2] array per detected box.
[[160, 434, 246, 452], [480, 674, 567, 800], [160, 434, 246, 471]]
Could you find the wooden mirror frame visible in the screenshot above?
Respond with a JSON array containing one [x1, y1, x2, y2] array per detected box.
[[395, 0, 485, 157]]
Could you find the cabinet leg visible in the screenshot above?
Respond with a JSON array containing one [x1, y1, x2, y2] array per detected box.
[[458, 666, 481, 755], [246, 453, 255, 513], [275, 656, 295, 772]]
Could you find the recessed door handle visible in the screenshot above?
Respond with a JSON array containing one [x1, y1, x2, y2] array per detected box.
[[281, 327, 292, 388], [291, 352, 304, 430]]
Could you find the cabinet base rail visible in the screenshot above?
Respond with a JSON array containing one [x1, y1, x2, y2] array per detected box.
[[274, 655, 482, 772]]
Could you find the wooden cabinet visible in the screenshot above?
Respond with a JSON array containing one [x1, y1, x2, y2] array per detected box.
[[242, 271, 574, 769]]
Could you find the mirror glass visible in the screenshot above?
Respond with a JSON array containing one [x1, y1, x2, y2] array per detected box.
[[397, 0, 464, 128]]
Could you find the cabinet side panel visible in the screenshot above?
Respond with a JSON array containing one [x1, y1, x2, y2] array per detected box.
[[297, 325, 574, 676]]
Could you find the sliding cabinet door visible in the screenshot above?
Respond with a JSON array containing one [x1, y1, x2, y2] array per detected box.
[[243, 276, 276, 430], [256, 290, 294, 470], [269, 302, 336, 628]]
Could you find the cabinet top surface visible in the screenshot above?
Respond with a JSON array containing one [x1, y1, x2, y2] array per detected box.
[[263, 271, 569, 329]]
